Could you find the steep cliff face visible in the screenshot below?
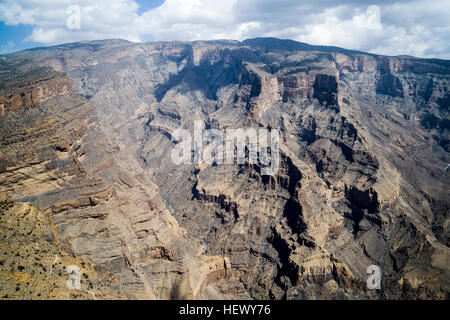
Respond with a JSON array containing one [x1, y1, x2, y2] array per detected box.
[[0, 60, 71, 116], [0, 38, 449, 299], [0, 55, 231, 300]]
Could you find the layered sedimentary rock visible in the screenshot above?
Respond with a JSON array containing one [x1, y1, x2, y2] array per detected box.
[[0, 194, 125, 299], [0, 37, 449, 299], [0, 56, 231, 299], [0, 60, 71, 116]]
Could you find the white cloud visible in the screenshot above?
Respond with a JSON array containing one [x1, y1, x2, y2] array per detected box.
[[137, 0, 238, 40], [0, 0, 142, 43], [0, 40, 15, 54], [0, 0, 449, 58]]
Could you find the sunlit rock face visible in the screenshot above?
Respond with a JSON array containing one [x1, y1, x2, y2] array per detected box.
[[0, 37, 449, 299]]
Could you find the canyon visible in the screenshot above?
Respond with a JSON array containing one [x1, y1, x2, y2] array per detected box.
[[0, 37, 449, 299]]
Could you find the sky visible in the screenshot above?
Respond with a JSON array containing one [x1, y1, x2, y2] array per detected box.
[[0, 0, 449, 59]]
